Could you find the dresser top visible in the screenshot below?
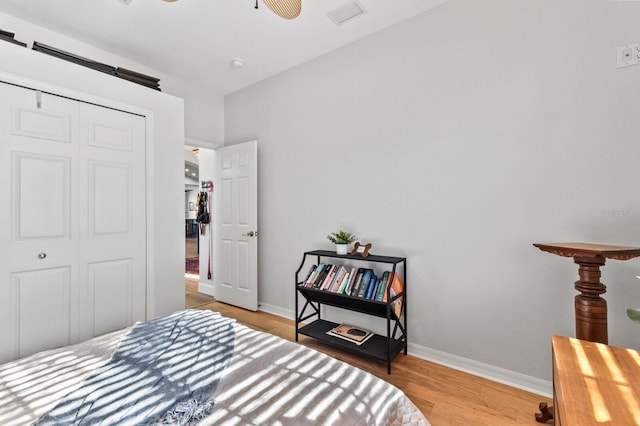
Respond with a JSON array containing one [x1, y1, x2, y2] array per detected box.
[[553, 335, 640, 425]]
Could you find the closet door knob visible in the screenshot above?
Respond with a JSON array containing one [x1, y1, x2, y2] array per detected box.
[[38, 252, 47, 259]]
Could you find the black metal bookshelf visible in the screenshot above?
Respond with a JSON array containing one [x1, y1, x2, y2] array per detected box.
[[295, 249, 407, 374]]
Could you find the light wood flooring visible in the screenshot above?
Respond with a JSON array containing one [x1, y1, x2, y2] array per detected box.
[[184, 276, 552, 425]]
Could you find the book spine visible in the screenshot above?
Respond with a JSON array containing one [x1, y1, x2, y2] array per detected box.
[[306, 263, 323, 287], [300, 264, 316, 286], [344, 267, 357, 294], [376, 271, 389, 301], [391, 273, 405, 317], [357, 269, 372, 298], [337, 269, 350, 294], [350, 268, 365, 296], [313, 264, 332, 288], [326, 330, 373, 346], [330, 266, 347, 292], [391, 272, 404, 297], [383, 272, 394, 302], [321, 265, 337, 290], [366, 275, 378, 299]]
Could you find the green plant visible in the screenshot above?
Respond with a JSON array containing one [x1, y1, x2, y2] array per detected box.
[[326, 230, 356, 245], [628, 308, 640, 324]]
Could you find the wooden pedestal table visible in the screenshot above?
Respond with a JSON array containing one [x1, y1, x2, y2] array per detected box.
[[532, 242, 640, 423]]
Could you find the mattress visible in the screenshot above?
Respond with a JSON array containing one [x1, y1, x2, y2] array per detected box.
[[0, 310, 429, 425]]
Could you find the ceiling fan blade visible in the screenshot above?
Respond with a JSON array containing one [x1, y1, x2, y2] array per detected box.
[[263, 0, 301, 20]]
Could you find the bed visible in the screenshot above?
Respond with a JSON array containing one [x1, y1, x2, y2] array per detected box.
[[0, 309, 429, 425]]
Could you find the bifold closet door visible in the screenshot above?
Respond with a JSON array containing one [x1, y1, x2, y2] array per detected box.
[[0, 83, 146, 363]]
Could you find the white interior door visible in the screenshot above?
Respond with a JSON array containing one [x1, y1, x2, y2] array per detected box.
[[214, 140, 258, 311], [0, 83, 146, 363]]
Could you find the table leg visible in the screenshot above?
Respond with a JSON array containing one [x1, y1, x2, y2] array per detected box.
[[573, 256, 608, 344]]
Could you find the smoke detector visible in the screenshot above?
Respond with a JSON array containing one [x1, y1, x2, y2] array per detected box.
[[231, 58, 244, 69]]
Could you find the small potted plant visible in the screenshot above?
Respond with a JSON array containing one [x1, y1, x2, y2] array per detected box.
[[327, 230, 357, 255]]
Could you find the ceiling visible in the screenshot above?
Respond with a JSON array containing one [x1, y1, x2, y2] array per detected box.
[[0, 0, 449, 95]]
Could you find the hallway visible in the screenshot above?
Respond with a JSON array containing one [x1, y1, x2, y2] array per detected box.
[[185, 236, 214, 308]]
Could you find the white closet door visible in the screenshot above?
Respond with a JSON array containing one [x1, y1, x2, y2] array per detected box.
[[78, 103, 146, 339], [0, 83, 146, 363]]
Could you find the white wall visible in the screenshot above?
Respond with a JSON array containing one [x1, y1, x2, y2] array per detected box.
[[224, 0, 640, 387], [0, 11, 224, 144], [0, 39, 185, 318]]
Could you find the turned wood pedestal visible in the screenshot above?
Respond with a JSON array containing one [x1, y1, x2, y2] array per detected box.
[[534, 242, 640, 344], [532, 242, 640, 423]]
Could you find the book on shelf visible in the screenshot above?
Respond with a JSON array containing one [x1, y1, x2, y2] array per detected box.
[[349, 268, 365, 296], [365, 274, 379, 300], [344, 267, 358, 295], [330, 266, 347, 292], [305, 263, 323, 287], [336, 268, 351, 294], [313, 264, 332, 288], [375, 271, 389, 301], [357, 269, 373, 298], [382, 272, 405, 318], [300, 264, 317, 286], [382, 272, 404, 302], [320, 265, 337, 290], [326, 324, 374, 345]]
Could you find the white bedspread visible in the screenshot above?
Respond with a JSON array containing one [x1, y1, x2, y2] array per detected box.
[[0, 311, 429, 426]]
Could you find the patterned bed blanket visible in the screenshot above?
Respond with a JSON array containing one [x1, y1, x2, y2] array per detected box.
[[0, 310, 430, 426], [34, 310, 235, 425]]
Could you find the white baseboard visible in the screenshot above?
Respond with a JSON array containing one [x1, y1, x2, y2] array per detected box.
[[256, 302, 552, 398], [408, 342, 552, 398], [258, 301, 295, 319]]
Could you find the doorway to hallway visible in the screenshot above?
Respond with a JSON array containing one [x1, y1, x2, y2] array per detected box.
[[185, 235, 214, 308]]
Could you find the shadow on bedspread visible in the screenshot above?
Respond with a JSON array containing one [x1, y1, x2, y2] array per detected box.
[[33, 310, 235, 426]]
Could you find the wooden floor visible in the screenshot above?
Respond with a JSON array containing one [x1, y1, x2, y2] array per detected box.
[[185, 236, 198, 258], [184, 276, 552, 425]]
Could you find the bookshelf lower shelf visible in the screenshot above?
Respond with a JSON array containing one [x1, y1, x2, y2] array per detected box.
[[298, 319, 405, 363]]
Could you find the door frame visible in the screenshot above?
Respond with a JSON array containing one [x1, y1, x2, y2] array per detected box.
[[183, 138, 221, 292], [0, 71, 157, 319], [192, 141, 259, 311]]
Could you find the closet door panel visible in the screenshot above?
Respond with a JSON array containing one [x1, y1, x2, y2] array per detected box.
[[12, 267, 71, 359], [78, 103, 146, 340], [0, 85, 80, 364], [12, 152, 70, 240], [89, 161, 131, 236], [0, 82, 147, 362], [89, 260, 133, 337]]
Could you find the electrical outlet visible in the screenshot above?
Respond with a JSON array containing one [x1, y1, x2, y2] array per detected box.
[[617, 42, 640, 68]]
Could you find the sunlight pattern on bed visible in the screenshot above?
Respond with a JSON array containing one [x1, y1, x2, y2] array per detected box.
[[205, 324, 428, 425], [33, 310, 235, 425], [0, 311, 429, 426]]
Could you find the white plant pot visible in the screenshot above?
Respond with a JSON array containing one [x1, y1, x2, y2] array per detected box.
[[336, 244, 349, 255]]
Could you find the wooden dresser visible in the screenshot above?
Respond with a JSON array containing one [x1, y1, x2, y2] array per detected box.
[[552, 335, 640, 425]]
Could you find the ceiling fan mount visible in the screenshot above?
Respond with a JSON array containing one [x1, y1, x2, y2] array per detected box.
[[161, 0, 302, 20]]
